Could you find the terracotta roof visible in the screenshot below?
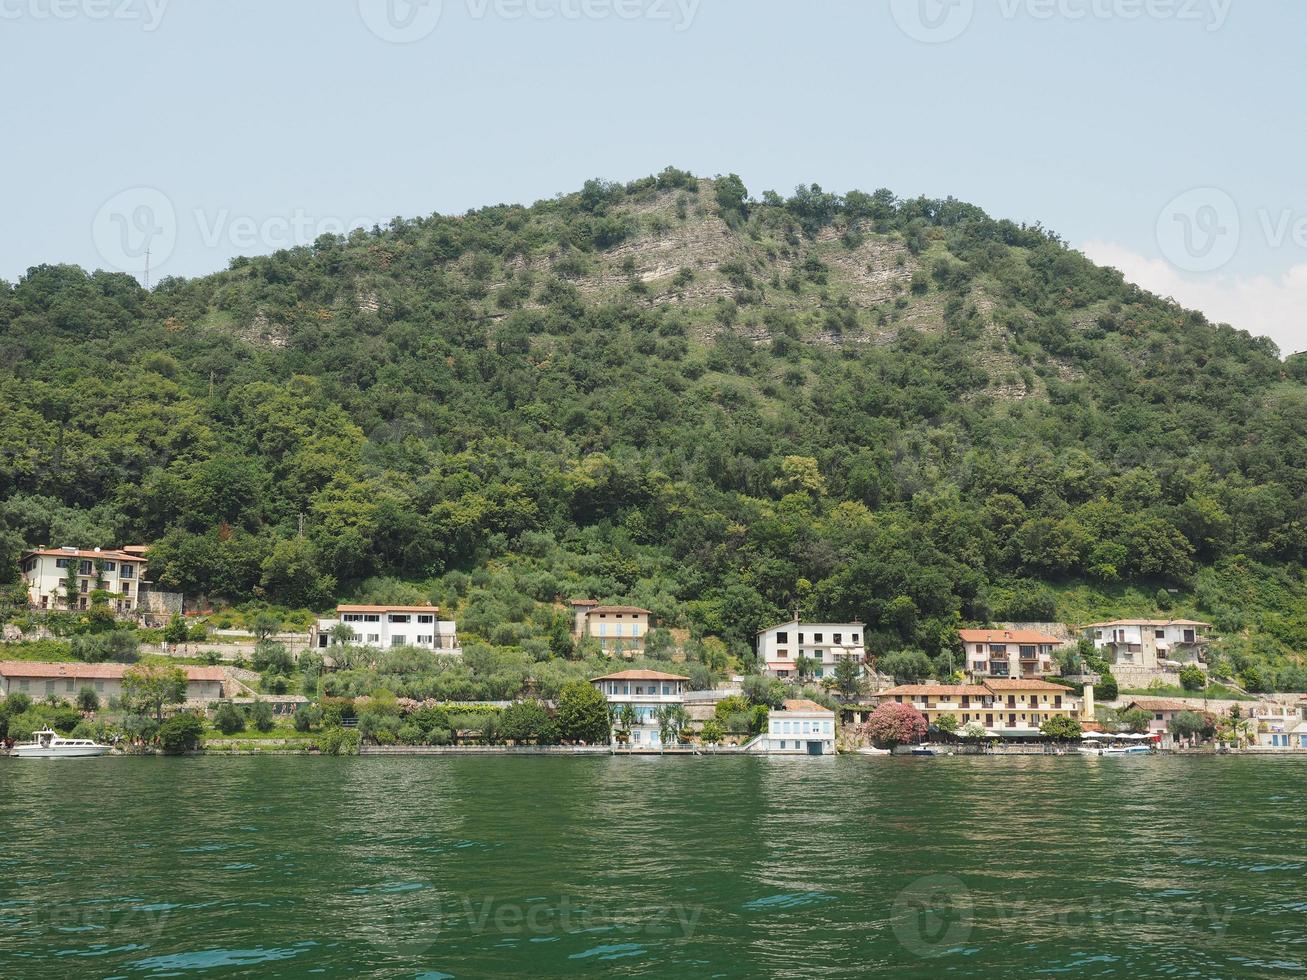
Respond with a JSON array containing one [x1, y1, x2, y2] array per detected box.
[[959, 629, 1062, 645], [983, 679, 1076, 692], [1084, 619, 1211, 629], [335, 605, 440, 614], [569, 598, 599, 606], [587, 606, 651, 615], [879, 684, 992, 698], [590, 670, 689, 682], [23, 548, 147, 563], [1123, 699, 1192, 713], [0, 661, 225, 682], [781, 699, 833, 713]]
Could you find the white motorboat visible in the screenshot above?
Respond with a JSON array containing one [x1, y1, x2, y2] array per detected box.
[[10, 729, 111, 759], [1077, 744, 1152, 757], [855, 746, 892, 756]]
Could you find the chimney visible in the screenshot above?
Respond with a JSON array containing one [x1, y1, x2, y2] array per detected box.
[[1082, 684, 1095, 720]]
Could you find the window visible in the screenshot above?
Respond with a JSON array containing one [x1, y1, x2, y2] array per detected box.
[[417, 635, 433, 645], [391, 636, 406, 646], [121, 582, 131, 594], [80, 580, 88, 593], [79, 560, 92, 574], [418, 615, 434, 624], [776, 631, 788, 644], [813, 633, 823, 643], [65, 680, 75, 692], [388, 614, 411, 624], [55, 558, 70, 569], [776, 649, 788, 659], [851, 633, 860, 644], [1155, 629, 1165, 639], [45, 681, 55, 695], [798, 633, 804, 643], [343, 614, 363, 623], [120, 564, 134, 579], [95, 680, 104, 692], [366, 634, 380, 644]]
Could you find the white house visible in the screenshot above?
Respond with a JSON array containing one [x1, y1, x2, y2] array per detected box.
[[311, 605, 461, 654], [592, 669, 689, 748], [20, 547, 149, 614], [1085, 619, 1211, 670], [757, 620, 865, 680], [754, 699, 837, 755]]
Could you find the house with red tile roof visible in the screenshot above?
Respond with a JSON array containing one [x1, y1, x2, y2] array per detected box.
[[592, 669, 689, 748], [570, 600, 652, 656], [876, 678, 1085, 737], [959, 628, 1066, 680], [0, 661, 227, 704], [753, 698, 836, 755], [20, 546, 149, 614]]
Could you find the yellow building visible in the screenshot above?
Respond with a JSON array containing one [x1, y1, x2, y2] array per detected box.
[[570, 600, 651, 655], [877, 679, 1084, 736]]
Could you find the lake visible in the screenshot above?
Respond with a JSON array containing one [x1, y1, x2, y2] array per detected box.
[[2, 754, 1306, 977]]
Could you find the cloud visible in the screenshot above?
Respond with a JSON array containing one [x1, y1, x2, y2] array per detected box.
[[1079, 240, 1307, 358]]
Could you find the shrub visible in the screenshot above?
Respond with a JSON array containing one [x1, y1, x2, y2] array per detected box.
[[293, 704, 322, 732], [1179, 664, 1206, 692], [158, 713, 205, 753], [212, 702, 246, 736], [250, 701, 275, 732], [319, 727, 361, 756], [861, 703, 927, 748], [76, 687, 100, 713]]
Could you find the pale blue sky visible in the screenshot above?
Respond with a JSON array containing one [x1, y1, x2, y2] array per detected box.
[[3, 0, 1305, 351]]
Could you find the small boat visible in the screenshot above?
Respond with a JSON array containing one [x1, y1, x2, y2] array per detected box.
[[910, 744, 952, 756], [1077, 745, 1151, 757], [856, 746, 891, 756], [10, 729, 111, 759]]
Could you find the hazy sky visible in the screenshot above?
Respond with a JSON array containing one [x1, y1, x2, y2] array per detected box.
[[3, 0, 1305, 353]]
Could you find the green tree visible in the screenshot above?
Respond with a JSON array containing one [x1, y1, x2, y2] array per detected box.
[[657, 704, 690, 746], [833, 658, 864, 699], [700, 718, 725, 745], [158, 712, 205, 752], [163, 615, 189, 645], [250, 700, 275, 732], [878, 650, 933, 684], [122, 664, 187, 722], [212, 701, 246, 735], [76, 687, 99, 713], [1179, 664, 1206, 692], [933, 713, 959, 736], [555, 682, 610, 744], [1040, 715, 1083, 741]]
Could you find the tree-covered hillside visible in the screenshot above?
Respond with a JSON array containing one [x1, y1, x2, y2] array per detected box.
[[2, 168, 1306, 689]]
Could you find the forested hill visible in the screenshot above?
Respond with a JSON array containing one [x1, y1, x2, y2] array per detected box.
[[2, 168, 1306, 688]]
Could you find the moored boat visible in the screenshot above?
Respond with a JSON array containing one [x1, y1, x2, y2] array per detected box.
[[855, 746, 891, 756], [9, 729, 111, 759]]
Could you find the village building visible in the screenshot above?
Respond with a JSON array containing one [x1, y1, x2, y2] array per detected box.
[[570, 600, 651, 655], [1085, 619, 1212, 671], [876, 679, 1085, 737], [592, 669, 689, 748], [755, 699, 837, 755], [756, 620, 866, 679], [19, 546, 149, 614], [959, 628, 1064, 680], [1247, 700, 1307, 750], [0, 661, 226, 705], [310, 605, 461, 654]]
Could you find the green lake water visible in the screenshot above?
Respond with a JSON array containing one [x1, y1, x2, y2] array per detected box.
[[2, 754, 1306, 978]]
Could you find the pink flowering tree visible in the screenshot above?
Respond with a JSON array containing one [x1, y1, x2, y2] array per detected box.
[[861, 703, 928, 748]]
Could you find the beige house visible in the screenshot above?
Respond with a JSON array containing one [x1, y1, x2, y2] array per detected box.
[[876, 679, 1085, 737], [0, 661, 227, 704], [20, 547, 149, 613], [570, 600, 651, 655], [960, 629, 1065, 680]]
